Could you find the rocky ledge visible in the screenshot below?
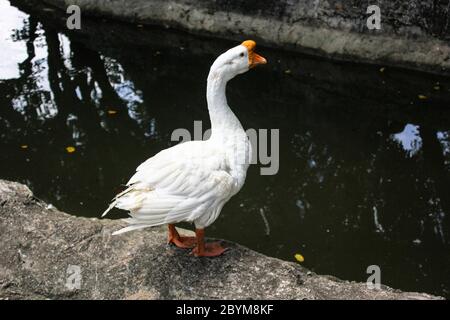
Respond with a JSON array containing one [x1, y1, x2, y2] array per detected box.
[[0, 179, 442, 300]]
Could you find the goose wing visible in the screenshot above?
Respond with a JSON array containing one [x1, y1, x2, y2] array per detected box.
[[102, 141, 235, 234]]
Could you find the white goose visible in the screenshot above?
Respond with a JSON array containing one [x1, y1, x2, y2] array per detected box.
[[102, 40, 267, 257]]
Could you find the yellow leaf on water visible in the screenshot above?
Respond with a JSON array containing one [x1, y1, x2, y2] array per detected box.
[[379, 67, 385, 73], [294, 253, 305, 263], [66, 146, 76, 153], [433, 86, 440, 91], [107, 110, 117, 115], [20, 145, 28, 149], [418, 95, 427, 100], [284, 69, 292, 74]]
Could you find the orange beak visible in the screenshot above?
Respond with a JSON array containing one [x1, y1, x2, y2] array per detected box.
[[241, 40, 267, 68]]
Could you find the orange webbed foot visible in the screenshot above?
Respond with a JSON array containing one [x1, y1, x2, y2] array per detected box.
[[167, 224, 197, 249], [168, 236, 197, 249], [191, 242, 228, 257]]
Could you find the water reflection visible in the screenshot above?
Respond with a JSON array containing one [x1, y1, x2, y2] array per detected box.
[[0, 0, 28, 80], [437, 131, 450, 168], [1, 0, 450, 297], [392, 124, 422, 157]]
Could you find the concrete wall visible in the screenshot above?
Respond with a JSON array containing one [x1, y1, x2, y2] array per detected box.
[[21, 0, 450, 73]]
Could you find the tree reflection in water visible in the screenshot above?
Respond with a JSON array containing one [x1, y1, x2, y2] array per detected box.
[[1, 0, 450, 297]]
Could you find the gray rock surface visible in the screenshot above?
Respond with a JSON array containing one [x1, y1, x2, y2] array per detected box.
[[0, 179, 442, 299], [19, 0, 450, 74]]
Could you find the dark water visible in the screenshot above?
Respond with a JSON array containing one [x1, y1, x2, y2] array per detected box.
[[1, 0, 450, 297]]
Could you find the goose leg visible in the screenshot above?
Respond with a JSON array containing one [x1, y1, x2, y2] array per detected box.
[[192, 228, 227, 257], [167, 224, 197, 248]]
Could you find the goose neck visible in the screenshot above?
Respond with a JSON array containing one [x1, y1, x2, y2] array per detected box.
[[206, 70, 241, 137]]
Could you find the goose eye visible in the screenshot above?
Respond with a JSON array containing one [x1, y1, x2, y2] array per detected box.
[[240, 52, 244, 57]]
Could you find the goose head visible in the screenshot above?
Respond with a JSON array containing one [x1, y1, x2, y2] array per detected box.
[[209, 40, 267, 81]]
